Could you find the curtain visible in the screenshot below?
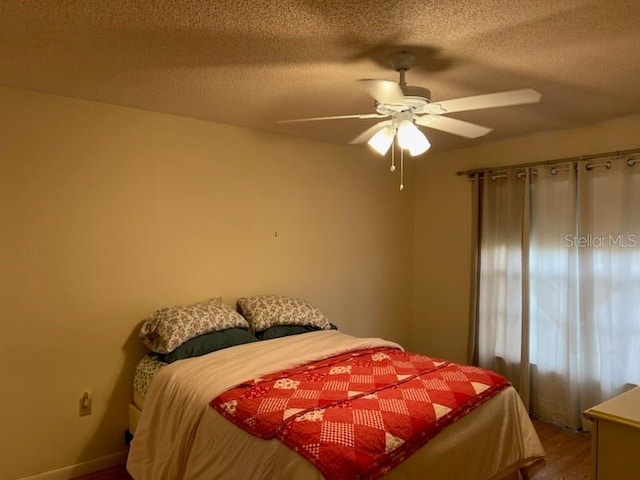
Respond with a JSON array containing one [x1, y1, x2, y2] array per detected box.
[[474, 157, 640, 429]]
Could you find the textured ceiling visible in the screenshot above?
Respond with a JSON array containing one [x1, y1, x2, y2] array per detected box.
[[1, 0, 640, 151]]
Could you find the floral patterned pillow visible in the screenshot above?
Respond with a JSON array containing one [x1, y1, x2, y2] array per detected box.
[[237, 295, 330, 333], [139, 298, 250, 353]]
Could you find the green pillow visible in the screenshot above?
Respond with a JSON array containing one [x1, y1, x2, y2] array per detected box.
[[257, 323, 338, 340], [160, 328, 258, 363], [257, 325, 318, 340]]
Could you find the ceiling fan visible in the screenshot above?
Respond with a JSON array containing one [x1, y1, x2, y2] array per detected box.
[[278, 51, 542, 189]]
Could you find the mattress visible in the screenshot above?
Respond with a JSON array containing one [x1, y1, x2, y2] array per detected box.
[[133, 354, 167, 409], [127, 331, 544, 480], [130, 355, 166, 435]]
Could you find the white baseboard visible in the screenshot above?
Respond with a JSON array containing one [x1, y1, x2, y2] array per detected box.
[[17, 450, 128, 480]]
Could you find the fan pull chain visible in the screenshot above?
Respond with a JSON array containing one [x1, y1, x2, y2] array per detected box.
[[400, 148, 404, 191], [390, 141, 396, 172]]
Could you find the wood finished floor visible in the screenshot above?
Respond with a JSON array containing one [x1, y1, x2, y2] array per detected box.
[[70, 418, 591, 480], [529, 419, 591, 480]]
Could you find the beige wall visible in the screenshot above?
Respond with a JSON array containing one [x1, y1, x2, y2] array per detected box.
[[0, 86, 413, 479], [411, 114, 640, 363], [4, 81, 639, 479]]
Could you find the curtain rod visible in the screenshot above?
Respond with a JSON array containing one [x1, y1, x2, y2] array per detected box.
[[455, 147, 640, 177]]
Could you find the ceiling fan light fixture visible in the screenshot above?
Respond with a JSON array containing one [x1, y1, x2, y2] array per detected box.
[[409, 132, 431, 156], [397, 120, 430, 156], [367, 126, 394, 155], [276, 51, 543, 189]]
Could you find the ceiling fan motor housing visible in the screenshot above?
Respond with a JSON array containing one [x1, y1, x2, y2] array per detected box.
[[375, 84, 439, 116], [401, 85, 431, 101]]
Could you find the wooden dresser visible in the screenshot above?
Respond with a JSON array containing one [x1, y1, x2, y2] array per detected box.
[[583, 386, 640, 479]]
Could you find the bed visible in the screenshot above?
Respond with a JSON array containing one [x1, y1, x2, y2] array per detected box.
[[126, 330, 544, 480]]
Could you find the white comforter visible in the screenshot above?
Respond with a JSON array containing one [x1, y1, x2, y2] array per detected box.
[[127, 331, 544, 480]]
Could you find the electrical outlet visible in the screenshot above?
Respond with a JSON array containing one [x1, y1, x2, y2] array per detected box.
[[79, 391, 92, 417]]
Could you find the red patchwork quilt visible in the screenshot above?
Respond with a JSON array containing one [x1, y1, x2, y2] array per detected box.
[[210, 347, 508, 480]]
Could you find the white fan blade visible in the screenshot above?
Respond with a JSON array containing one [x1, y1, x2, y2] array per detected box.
[[360, 79, 405, 105], [349, 120, 393, 144], [277, 113, 386, 124], [434, 89, 542, 114], [415, 115, 493, 138]]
